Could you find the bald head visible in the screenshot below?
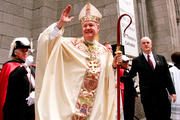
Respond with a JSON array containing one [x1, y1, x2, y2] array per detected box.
[[141, 37, 152, 54]]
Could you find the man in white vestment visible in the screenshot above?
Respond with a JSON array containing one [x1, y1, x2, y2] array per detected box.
[[169, 52, 180, 120], [35, 3, 121, 120]]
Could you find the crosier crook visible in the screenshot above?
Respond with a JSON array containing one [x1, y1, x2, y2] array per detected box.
[[116, 14, 132, 120]]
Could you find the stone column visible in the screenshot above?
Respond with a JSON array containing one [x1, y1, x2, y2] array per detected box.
[[166, 0, 180, 53], [174, 0, 180, 24], [136, 0, 149, 38], [174, 0, 180, 45]]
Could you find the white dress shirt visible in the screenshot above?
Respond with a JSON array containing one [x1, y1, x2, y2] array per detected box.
[[143, 52, 156, 69]]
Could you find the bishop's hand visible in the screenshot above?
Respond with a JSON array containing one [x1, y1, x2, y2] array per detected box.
[[112, 53, 122, 68], [57, 5, 74, 29]]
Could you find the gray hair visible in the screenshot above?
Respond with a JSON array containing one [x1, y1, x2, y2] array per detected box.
[[141, 36, 152, 42]]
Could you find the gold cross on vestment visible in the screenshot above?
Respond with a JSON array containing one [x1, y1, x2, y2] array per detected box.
[[87, 60, 100, 73]]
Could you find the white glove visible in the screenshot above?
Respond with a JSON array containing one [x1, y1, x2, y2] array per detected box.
[[26, 91, 35, 106], [24, 55, 34, 67]]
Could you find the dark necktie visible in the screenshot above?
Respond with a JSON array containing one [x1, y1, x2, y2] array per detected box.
[[148, 55, 154, 71]]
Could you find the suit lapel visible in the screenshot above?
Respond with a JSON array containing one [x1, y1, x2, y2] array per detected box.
[[140, 54, 147, 63], [140, 54, 153, 70], [153, 54, 160, 70]]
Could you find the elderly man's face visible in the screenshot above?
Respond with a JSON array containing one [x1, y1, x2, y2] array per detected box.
[[82, 21, 100, 42], [14, 48, 28, 61], [141, 38, 152, 54]]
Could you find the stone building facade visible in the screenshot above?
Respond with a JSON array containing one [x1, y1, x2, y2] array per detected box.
[[0, 0, 179, 68], [0, 0, 179, 119]]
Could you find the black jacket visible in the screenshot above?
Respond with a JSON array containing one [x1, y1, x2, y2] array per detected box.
[[127, 53, 175, 119], [3, 59, 35, 120]]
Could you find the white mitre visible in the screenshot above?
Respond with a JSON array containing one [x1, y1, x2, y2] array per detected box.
[[79, 2, 102, 24]]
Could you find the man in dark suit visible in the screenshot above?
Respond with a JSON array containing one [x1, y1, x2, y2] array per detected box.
[[124, 36, 176, 120]]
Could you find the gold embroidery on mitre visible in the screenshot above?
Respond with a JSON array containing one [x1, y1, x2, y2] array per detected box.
[[79, 2, 102, 24], [86, 2, 90, 16], [80, 16, 101, 24]]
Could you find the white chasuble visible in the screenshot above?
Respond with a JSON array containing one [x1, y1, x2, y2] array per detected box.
[[35, 23, 116, 120], [169, 66, 180, 120]]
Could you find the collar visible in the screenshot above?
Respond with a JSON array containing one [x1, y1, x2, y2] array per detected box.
[[12, 58, 25, 63], [143, 52, 153, 60], [83, 37, 96, 45]]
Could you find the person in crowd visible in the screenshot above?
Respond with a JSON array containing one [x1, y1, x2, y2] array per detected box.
[[169, 52, 180, 120], [0, 37, 35, 120], [120, 55, 137, 120], [120, 36, 176, 120], [35, 3, 121, 120]]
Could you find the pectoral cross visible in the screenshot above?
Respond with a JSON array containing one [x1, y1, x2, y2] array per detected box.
[[87, 60, 100, 73]]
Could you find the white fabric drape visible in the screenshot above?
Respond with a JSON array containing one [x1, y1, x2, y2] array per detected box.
[[35, 23, 116, 120], [169, 66, 180, 120]]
